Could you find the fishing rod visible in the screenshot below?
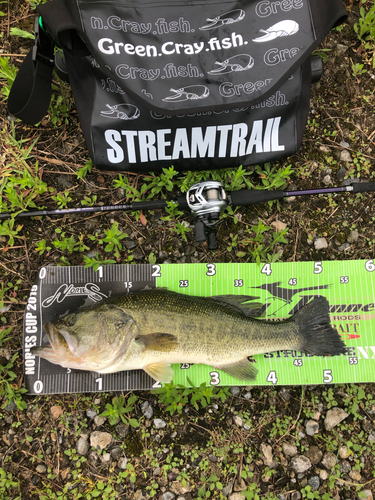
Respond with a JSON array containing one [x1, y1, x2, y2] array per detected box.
[[1, 180, 374, 250]]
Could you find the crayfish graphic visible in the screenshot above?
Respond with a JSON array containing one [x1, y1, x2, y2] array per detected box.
[[252, 20, 299, 43], [163, 85, 210, 103], [200, 9, 245, 30], [100, 103, 140, 120], [208, 54, 254, 75]]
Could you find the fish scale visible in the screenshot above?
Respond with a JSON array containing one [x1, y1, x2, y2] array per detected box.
[[32, 289, 346, 383]]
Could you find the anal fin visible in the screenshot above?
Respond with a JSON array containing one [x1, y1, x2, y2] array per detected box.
[[214, 358, 258, 382], [144, 362, 174, 383]]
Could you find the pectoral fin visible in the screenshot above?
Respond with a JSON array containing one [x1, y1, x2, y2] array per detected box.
[[135, 333, 178, 352], [144, 362, 174, 383], [214, 358, 258, 381]]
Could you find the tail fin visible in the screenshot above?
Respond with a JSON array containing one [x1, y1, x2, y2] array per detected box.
[[293, 297, 346, 356]]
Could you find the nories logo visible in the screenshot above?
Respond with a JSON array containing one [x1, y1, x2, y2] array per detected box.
[[248, 281, 375, 341]]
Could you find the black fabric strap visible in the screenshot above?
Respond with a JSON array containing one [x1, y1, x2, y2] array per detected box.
[[7, 18, 55, 125]]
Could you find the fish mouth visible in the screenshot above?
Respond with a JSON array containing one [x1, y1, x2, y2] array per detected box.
[[31, 320, 133, 373], [30, 322, 75, 364]]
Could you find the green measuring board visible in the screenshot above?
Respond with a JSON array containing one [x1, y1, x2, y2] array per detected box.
[[24, 260, 375, 395]]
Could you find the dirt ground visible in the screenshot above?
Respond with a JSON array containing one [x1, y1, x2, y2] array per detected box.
[[0, 0, 375, 499]]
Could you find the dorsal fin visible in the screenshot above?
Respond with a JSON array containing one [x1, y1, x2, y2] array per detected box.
[[209, 295, 263, 317]]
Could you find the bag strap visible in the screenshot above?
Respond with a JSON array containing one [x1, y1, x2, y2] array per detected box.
[[8, 17, 55, 125]]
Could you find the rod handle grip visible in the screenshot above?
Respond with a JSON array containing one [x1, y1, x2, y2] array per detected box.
[[351, 182, 375, 193], [228, 189, 285, 206]]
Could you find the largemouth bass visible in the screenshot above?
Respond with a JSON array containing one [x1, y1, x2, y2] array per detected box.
[[31, 289, 346, 383]]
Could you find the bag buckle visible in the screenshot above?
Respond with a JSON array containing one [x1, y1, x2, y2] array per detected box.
[[32, 16, 55, 67]]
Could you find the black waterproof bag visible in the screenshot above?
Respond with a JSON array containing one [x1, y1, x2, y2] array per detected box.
[[8, 0, 347, 172]]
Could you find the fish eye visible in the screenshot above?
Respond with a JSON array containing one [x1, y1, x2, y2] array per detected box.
[[65, 314, 77, 327]]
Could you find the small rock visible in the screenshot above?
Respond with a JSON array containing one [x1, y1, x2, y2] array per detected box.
[[319, 146, 330, 154], [141, 401, 153, 419], [314, 238, 328, 250], [347, 230, 359, 243], [360, 491, 373, 500], [362, 418, 374, 433], [76, 437, 90, 456], [308, 476, 320, 491], [285, 195, 296, 204], [90, 431, 112, 450], [304, 446, 323, 465], [349, 470, 362, 482], [230, 386, 241, 396], [324, 408, 349, 431], [272, 220, 287, 232], [222, 482, 234, 497], [154, 419, 167, 429], [321, 452, 337, 470], [229, 494, 246, 500], [244, 392, 252, 400], [233, 415, 243, 427], [110, 447, 123, 460], [290, 456, 312, 474], [50, 406, 63, 420], [118, 457, 128, 470], [124, 240, 136, 250], [86, 410, 97, 419], [161, 493, 175, 500], [233, 478, 247, 492], [338, 243, 350, 252], [88, 450, 100, 464], [102, 452, 111, 463], [336, 44, 348, 55], [340, 460, 351, 473], [305, 420, 319, 436], [208, 454, 218, 463], [153, 467, 161, 477], [369, 433, 375, 442], [340, 150, 352, 162], [134, 490, 150, 500], [36, 464, 47, 474], [323, 175, 331, 186], [170, 481, 192, 495], [94, 416, 106, 427], [279, 388, 291, 401], [57, 174, 73, 188], [282, 443, 298, 457], [339, 446, 349, 459], [337, 166, 347, 182], [319, 470, 329, 480], [291, 492, 301, 500], [116, 423, 129, 438], [260, 443, 274, 467], [4, 400, 17, 412]]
